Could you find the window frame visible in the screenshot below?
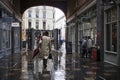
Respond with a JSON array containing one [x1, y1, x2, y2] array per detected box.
[[28, 10, 32, 17], [105, 7, 117, 53]]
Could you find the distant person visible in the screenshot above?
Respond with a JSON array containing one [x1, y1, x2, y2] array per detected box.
[[87, 36, 92, 58], [81, 36, 87, 58], [79, 38, 83, 56], [38, 31, 51, 70]]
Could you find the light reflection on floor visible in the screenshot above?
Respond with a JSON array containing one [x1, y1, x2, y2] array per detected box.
[[20, 42, 120, 80], [20, 42, 66, 80], [54, 42, 66, 80]]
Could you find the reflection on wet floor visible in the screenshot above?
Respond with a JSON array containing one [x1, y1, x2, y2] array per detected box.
[[20, 42, 66, 80], [1, 42, 120, 80], [20, 44, 120, 80], [65, 49, 120, 80]]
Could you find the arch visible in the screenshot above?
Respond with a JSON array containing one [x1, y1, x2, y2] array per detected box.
[[20, 0, 67, 16], [22, 6, 66, 29], [22, 5, 66, 51]]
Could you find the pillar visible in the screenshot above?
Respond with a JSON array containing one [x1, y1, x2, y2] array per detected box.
[[97, 0, 104, 62], [117, 1, 120, 66], [75, 14, 78, 54]]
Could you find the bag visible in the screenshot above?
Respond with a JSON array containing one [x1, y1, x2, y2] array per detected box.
[[48, 53, 52, 59], [32, 47, 39, 59]]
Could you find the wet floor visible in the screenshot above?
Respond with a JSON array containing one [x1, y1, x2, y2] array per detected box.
[[0, 42, 120, 80], [20, 42, 66, 80]]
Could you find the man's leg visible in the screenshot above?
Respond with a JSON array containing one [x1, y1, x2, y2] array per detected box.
[[88, 48, 92, 58], [82, 49, 85, 58], [43, 59, 46, 69], [85, 49, 88, 58], [43, 58, 47, 69]]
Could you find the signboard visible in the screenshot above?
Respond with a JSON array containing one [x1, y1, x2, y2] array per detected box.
[[12, 22, 20, 27]]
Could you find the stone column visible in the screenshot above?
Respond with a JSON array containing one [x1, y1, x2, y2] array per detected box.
[[117, 1, 120, 66], [97, 0, 104, 62], [75, 14, 78, 54]]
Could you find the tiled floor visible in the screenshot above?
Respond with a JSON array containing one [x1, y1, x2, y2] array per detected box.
[[66, 54, 120, 80], [15, 42, 120, 80], [20, 43, 66, 80], [0, 42, 120, 80]]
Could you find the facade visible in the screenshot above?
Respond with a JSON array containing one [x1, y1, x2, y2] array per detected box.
[[104, 1, 119, 65], [22, 6, 56, 50], [0, 2, 21, 57], [23, 6, 55, 30], [66, 0, 120, 66], [0, 1, 21, 79], [54, 15, 66, 50], [55, 15, 66, 41]]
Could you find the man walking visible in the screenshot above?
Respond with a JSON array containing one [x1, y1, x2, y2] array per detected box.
[[38, 31, 51, 70], [81, 36, 87, 58]]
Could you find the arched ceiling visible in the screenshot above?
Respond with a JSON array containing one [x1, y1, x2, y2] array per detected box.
[[20, 0, 67, 15]]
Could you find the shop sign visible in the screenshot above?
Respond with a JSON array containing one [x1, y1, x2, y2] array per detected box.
[[12, 22, 20, 27]]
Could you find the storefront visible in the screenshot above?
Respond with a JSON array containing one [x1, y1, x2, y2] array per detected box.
[[77, 5, 97, 53], [66, 19, 76, 54], [0, 6, 12, 56], [0, 3, 21, 79], [104, 2, 120, 65], [118, 2, 120, 66]]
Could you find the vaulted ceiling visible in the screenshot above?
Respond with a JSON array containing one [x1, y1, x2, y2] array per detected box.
[[20, 0, 67, 15]]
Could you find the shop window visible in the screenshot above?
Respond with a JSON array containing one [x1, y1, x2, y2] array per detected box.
[[111, 9, 117, 21], [1, 30, 10, 49], [112, 23, 117, 52], [78, 23, 83, 40], [106, 10, 111, 22], [72, 26, 75, 43], [106, 24, 111, 51], [91, 17, 97, 45], [14, 29, 20, 48], [105, 8, 117, 52], [2, 30, 6, 48], [0, 29, 1, 50], [6, 31, 10, 48]]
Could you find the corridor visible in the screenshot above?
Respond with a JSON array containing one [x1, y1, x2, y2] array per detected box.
[[0, 42, 119, 80], [0, 0, 120, 80], [20, 42, 66, 80]]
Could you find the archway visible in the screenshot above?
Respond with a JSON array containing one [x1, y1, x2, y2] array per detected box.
[[21, 5, 67, 79], [22, 6, 66, 50]]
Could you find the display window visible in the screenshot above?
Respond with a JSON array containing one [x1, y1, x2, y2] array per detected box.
[[0, 29, 2, 50], [14, 28, 20, 48], [105, 8, 117, 52]]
